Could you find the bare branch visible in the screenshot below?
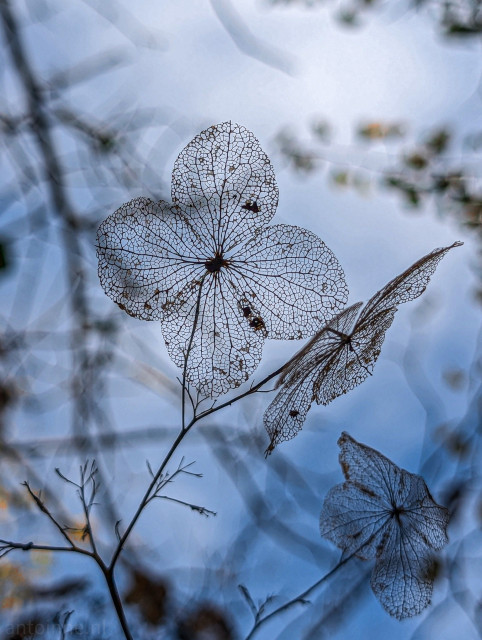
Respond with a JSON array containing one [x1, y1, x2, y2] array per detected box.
[[22, 482, 75, 549]]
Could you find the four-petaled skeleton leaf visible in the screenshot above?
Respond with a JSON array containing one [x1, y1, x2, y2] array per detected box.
[[320, 433, 449, 620], [97, 122, 348, 398], [264, 241, 462, 453], [95, 122, 462, 624]]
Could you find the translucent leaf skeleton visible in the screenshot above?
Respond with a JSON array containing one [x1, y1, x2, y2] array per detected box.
[[96, 122, 348, 398], [320, 432, 449, 620], [264, 241, 463, 452]]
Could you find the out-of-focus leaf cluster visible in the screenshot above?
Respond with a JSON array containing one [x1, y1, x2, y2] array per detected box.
[[176, 604, 233, 640], [274, 119, 482, 307], [274, 121, 482, 237], [267, 0, 482, 36]]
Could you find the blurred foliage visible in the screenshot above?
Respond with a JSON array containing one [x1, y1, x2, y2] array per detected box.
[[357, 122, 405, 141], [0, 562, 27, 611], [124, 569, 169, 626], [274, 128, 320, 172], [267, 0, 482, 36], [274, 121, 482, 239], [176, 604, 233, 640], [442, 367, 467, 391]]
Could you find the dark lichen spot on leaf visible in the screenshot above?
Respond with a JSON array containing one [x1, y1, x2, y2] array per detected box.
[[241, 200, 259, 213], [249, 317, 265, 331], [358, 483, 376, 498]]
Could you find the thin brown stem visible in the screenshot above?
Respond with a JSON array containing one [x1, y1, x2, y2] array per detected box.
[[196, 362, 287, 421], [109, 359, 288, 571], [2, 536, 131, 640], [101, 564, 134, 640], [80, 480, 99, 557], [0, 540, 95, 558], [182, 277, 205, 431], [109, 425, 194, 571], [243, 550, 358, 640], [22, 480, 134, 638], [23, 482, 75, 549]]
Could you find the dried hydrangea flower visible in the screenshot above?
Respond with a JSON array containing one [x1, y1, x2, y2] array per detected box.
[[320, 432, 449, 620], [264, 241, 462, 451], [96, 122, 348, 397]]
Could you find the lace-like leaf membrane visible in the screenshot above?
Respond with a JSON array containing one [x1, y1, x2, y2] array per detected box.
[[320, 432, 449, 619], [264, 241, 462, 452], [97, 122, 348, 397]]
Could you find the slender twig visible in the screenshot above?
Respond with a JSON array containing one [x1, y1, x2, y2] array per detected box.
[[146, 459, 201, 503], [182, 277, 205, 431], [79, 462, 100, 556], [185, 383, 197, 414], [0, 539, 95, 558], [150, 458, 203, 498], [100, 563, 134, 640], [109, 357, 289, 571], [22, 477, 132, 640], [59, 611, 74, 640], [109, 424, 194, 571], [23, 482, 75, 549], [54, 463, 100, 556], [154, 495, 217, 517], [196, 362, 287, 421], [238, 584, 258, 619], [243, 550, 359, 640]]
